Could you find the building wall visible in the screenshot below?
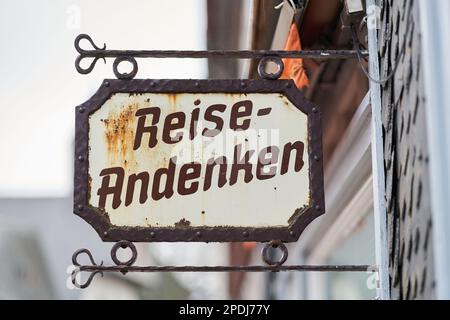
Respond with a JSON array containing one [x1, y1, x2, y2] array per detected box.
[[379, 0, 435, 299]]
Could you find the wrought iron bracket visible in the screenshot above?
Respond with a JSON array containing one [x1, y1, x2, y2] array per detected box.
[[71, 34, 375, 289], [71, 241, 377, 289], [74, 34, 369, 80]]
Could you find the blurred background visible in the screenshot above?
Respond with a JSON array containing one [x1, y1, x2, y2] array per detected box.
[[1, 0, 447, 300]]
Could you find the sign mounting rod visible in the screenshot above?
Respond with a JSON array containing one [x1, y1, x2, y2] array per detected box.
[[74, 34, 369, 75], [71, 241, 377, 289]]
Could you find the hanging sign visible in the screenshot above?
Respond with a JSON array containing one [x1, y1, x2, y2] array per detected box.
[[74, 79, 324, 242]]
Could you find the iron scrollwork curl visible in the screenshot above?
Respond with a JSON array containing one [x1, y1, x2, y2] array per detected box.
[[71, 248, 104, 289], [74, 34, 107, 75]]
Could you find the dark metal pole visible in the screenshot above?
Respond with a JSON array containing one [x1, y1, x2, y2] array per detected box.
[[79, 264, 375, 273], [80, 49, 368, 60]]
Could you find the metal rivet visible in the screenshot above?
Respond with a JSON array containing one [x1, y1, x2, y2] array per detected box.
[[315, 205, 321, 211], [103, 231, 109, 236], [77, 204, 83, 211], [243, 231, 249, 237], [150, 232, 155, 238], [195, 81, 200, 88], [77, 155, 84, 162], [150, 81, 156, 87], [78, 107, 85, 113], [285, 82, 292, 88], [196, 231, 202, 237], [312, 107, 318, 113], [241, 81, 246, 88], [104, 81, 110, 87], [314, 155, 320, 161], [289, 231, 295, 237]]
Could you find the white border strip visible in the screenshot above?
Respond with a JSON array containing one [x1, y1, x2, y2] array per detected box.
[[419, 0, 450, 300], [366, 0, 390, 300]]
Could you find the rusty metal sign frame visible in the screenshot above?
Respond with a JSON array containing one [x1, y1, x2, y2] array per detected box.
[[74, 78, 325, 243]]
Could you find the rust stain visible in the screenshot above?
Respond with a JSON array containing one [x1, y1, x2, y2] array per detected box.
[[87, 174, 93, 202], [174, 218, 191, 228], [167, 93, 179, 113], [103, 103, 139, 169], [287, 203, 309, 224], [152, 93, 181, 169]]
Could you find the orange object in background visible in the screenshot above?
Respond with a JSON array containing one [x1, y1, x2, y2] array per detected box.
[[281, 23, 310, 89], [242, 242, 257, 250], [231, 23, 308, 299], [236, 24, 307, 255]]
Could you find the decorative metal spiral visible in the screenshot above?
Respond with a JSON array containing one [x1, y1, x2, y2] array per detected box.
[[71, 241, 140, 288], [74, 34, 107, 75], [71, 248, 104, 289]]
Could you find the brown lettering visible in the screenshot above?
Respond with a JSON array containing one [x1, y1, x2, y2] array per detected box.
[[134, 107, 161, 150], [202, 104, 226, 137], [230, 100, 252, 131], [178, 162, 202, 196], [151, 156, 177, 200], [281, 141, 304, 175], [190, 107, 200, 139], [230, 144, 254, 185], [203, 156, 228, 191], [163, 112, 185, 144], [97, 167, 125, 209], [125, 172, 149, 206], [257, 146, 279, 180]]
